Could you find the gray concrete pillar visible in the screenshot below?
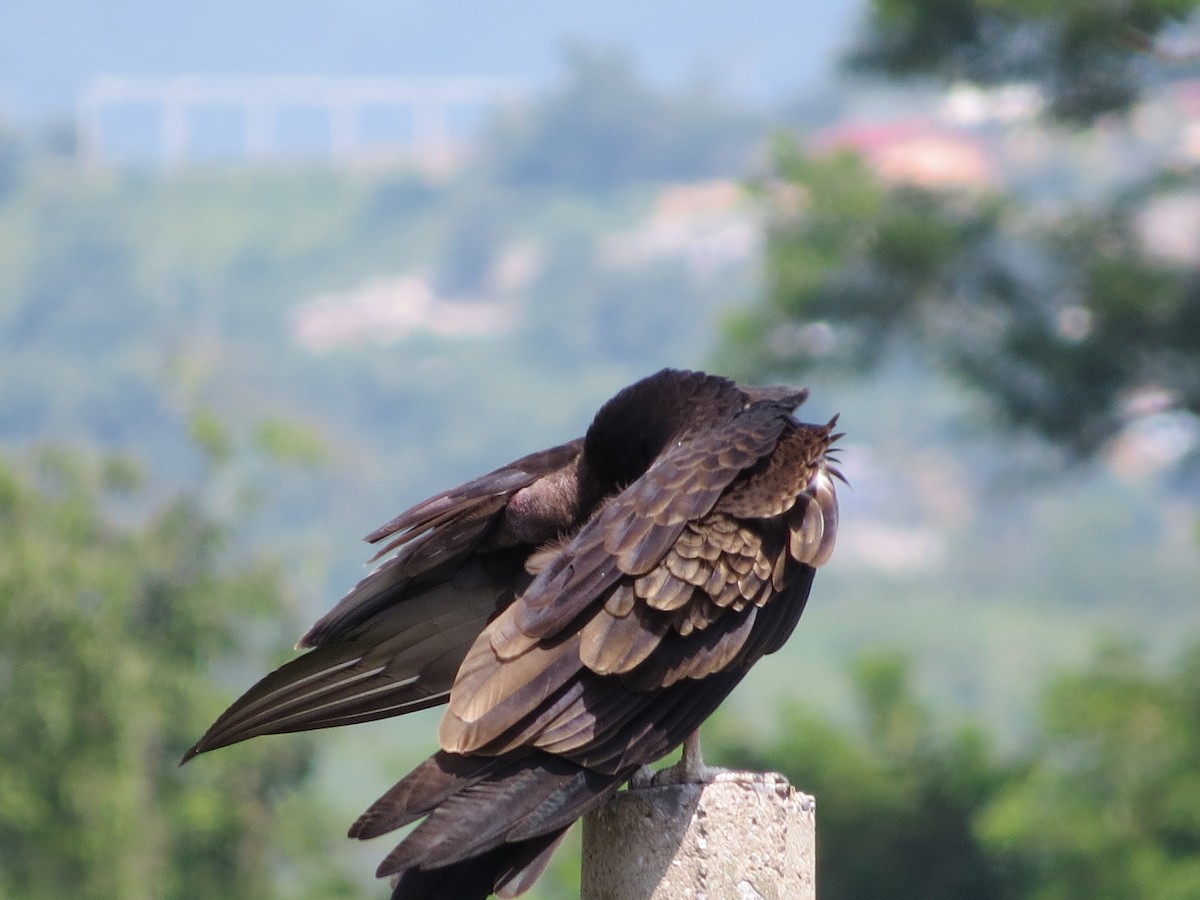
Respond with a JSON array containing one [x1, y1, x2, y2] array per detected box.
[[581, 772, 816, 900]]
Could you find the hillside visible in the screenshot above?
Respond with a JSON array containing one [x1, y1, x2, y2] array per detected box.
[[4, 156, 1197, 727], [3, 80, 1199, 900]]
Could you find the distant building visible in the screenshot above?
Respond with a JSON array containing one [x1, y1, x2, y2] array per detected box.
[[600, 179, 760, 277], [290, 275, 520, 352], [77, 75, 524, 170], [811, 120, 995, 190]]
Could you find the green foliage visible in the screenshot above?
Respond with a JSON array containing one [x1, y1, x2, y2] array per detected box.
[[0, 33, 1194, 897], [714, 652, 1008, 900], [714, 642, 1200, 900], [982, 641, 1200, 900], [252, 417, 331, 468], [725, 140, 1200, 459], [719, 6, 1200, 894], [484, 44, 764, 190], [0, 449, 354, 899], [0, 126, 749, 897], [850, 0, 1200, 123], [190, 407, 234, 466]]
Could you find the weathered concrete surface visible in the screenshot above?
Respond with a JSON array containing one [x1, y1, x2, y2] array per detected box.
[[581, 772, 816, 900]]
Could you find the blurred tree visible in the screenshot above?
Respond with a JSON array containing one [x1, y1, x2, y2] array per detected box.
[[714, 642, 1200, 900], [723, 0, 1200, 463], [716, 7, 1200, 896], [724, 145, 1200, 459], [433, 194, 503, 297], [0, 448, 355, 900], [849, 0, 1200, 124], [981, 641, 1200, 899], [713, 653, 1010, 900], [484, 43, 764, 190]]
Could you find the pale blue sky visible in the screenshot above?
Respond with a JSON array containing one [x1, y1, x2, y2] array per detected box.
[[2, 0, 862, 120]]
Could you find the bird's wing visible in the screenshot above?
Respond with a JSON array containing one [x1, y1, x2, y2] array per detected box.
[[182, 440, 583, 762], [438, 403, 837, 760], [300, 438, 583, 649], [181, 554, 522, 761]]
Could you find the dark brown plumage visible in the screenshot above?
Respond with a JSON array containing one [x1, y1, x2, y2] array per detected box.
[[184, 368, 842, 899]]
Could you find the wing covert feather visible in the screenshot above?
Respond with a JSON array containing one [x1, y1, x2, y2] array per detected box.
[[508, 401, 796, 648], [302, 440, 582, 649]]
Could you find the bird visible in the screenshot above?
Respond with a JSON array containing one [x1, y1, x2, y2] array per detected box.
[[183, 367, 842, 899]]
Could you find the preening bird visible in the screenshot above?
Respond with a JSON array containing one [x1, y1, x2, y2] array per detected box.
[[184, 368, 842, 899]]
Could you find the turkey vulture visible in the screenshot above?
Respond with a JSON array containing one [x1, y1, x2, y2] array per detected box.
[[184, 368, 842, 899]]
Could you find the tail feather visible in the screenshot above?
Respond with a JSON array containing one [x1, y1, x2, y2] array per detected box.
[[493, 829, 569, 899], [350, 752, 507, 839], [358, 751, 624, 887], [377, 765, 570, 875], [387, 828, 569, 900], [506, 766, 623, 842]]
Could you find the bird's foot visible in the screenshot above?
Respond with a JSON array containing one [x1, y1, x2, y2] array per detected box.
[[630, 729, 775, 788], [637, 728, 727, 786], [647, 756, 730, 787], [643, 767, 803, 804]]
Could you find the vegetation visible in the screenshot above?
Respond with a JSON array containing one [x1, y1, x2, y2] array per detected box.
[[1, 9, 1198, 897], [484, 44, 765, 190], [727, 1, 1200, 462], [723, 143, 1200, 459], [711, 3, 1200, 897], [849, 0, 1200, 124], [714, 641, 1200, 900], [0, 54, 760, 897], [0, 448, 355, 899]]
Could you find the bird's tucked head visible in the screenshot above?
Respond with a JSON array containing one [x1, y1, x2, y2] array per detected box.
[[581, 368, 808, 491], [582, 369, 725, 487]]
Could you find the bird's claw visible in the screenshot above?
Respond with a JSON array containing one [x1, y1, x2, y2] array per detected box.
[[648, 758, 731, 786]]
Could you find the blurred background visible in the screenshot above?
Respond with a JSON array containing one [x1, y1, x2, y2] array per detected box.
[[3, 1, 1200, 898]]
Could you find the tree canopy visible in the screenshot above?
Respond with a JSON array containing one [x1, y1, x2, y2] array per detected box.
[[0, 449, 354, 899], [850, 0, 1200, 123], [713, 641, 1200, 900], [484, 44, 764, 190], [724, 144, 1200, 459], [724, 2, 1200, 465]]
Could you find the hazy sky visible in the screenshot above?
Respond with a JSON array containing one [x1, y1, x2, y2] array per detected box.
[[3, 0, 862, 121]]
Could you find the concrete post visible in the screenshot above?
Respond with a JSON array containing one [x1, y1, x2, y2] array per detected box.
[[581, 772, 816, 900]]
